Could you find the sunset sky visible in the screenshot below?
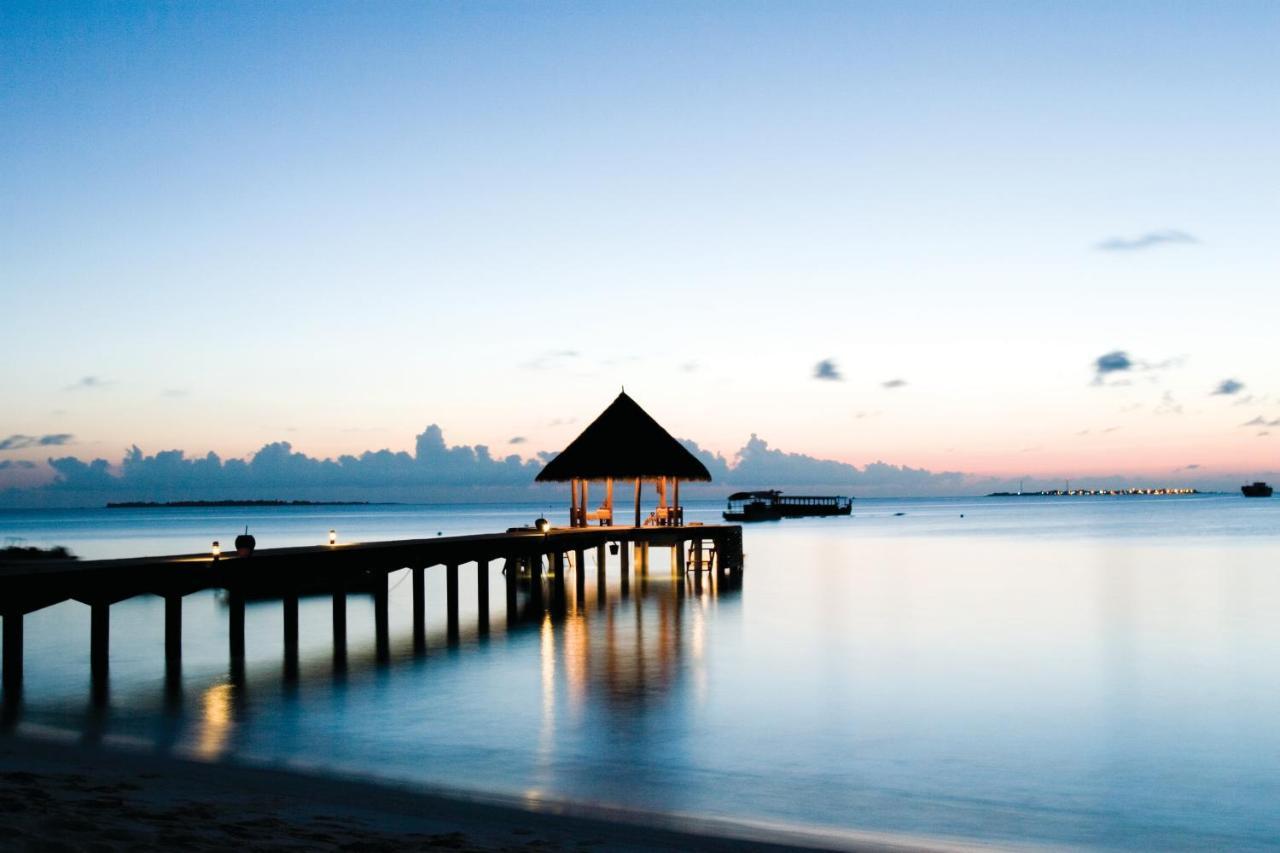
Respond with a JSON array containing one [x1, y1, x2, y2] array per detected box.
[[2, 1, 1277, 498]]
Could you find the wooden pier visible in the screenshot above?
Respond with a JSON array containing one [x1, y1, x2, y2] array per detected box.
[[0, 524, 743, 702]]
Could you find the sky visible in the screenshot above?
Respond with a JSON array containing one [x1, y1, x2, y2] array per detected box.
[[2, 1, 1278, 504]]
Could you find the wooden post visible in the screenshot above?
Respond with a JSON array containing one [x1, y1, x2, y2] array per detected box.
[[164, 594, 182, 674], [674, 478, 680, 525], [596, 543, 607, 609], [332, 576, 347, 668], [446, 563, 459, 640], [634, 478, 642, 527], [575, 548, 586, 604], [477, 558, 490, 634], [374, 570, 390, 662], [412, 567, 426, 650], [620, 541, 630, 597], [606, 478, 614, 524], [676, 540, 687, 575], [570, 479, 578, 528], [582, 480, 590, 525], [88, 601, 109, 702], [3, 612, 22, 698], [283, 590, 299, 676], [228, 589, 245, 661]]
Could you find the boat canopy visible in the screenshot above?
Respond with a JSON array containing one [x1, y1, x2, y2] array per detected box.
[[727, 490, 781, 501]]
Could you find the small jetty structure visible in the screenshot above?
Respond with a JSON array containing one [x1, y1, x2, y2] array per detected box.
[[1, 392, 741, 706]]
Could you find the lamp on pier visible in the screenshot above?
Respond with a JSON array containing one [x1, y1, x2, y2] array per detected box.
[[328, 529, 337, 546], [535, 517, 549, 534], [211, 540, 221, 560]]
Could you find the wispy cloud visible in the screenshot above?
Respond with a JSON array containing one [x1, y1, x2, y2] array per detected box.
[[1242, 416, 1280, 428], [1154, 391, 1183, 415], [1096, 229, 1198, 252], [508, 436, 526, 444], [813, 358, 842, 381], [1174, 463, 1201, 472], [522, 350, 580, 370], [1211, 378, 1245, 396], [65, 376, 110, 391], [881, 378, 908, 389], [0, 460, 37, 470], [0, 433, 74, 451]]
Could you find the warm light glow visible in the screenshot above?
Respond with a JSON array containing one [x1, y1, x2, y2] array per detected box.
[[328, 528, 337, 545], [196, 682, 233, 759], [535, 517, 549, 533], [211, 540, 220, 558]]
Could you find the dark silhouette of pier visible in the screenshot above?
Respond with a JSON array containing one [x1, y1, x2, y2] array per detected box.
[[0, 524, 743, 707]]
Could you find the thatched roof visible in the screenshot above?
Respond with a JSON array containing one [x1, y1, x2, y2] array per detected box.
[[536, 392, 712, 483]]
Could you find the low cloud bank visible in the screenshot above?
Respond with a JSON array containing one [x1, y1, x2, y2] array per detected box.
[[1, 426, 1259, 508]]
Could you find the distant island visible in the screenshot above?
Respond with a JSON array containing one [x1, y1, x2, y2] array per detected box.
[[106, 500, 375, 509], [988, 488, 1201, 497]]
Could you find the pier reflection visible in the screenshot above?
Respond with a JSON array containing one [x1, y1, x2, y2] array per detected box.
[[0, 550, 741, 759]]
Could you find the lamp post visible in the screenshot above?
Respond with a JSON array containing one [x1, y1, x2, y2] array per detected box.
[[328, 529, 337, 546]]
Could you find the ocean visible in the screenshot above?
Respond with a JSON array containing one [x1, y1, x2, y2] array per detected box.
[[2, 495, 1278, 850]]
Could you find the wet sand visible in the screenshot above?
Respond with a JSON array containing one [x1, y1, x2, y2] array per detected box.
[[0, 734, 987, 852]]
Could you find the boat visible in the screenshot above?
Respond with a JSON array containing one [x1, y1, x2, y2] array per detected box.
[[1242, 482, 1273, 498], [723, 490, 852, 521]]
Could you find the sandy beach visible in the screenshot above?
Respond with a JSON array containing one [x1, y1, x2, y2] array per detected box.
[[0, 733, 988, 853]]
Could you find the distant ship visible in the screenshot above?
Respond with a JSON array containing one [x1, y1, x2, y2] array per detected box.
[[724, 490, 852, 522], [1241, 482, 1273, 498]]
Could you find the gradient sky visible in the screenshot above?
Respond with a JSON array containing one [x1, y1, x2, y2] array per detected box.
[[2, 1, 1278, 491]]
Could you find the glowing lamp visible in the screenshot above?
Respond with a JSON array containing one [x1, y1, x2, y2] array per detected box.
[[211, 540, 221, 559], [328, 529, 337, 546], [535, 517, 549, 533]]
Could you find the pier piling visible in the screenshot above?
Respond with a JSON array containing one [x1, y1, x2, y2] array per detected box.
[[331, 580, 347, 668], [374, 571, 390, 662], [446, 563, 459, 642], [477, 559, 490, 634], [412, 567, 426, 651]]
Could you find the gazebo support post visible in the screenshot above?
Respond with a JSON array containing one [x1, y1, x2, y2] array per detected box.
[[570, 478, 578, 528], [634, 478, 641, 527], [674, 478, 680, 525], [582, 480, 589, 526]]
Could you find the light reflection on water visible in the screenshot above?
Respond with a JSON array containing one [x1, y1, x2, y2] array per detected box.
[[2, 496, 1279, 850]]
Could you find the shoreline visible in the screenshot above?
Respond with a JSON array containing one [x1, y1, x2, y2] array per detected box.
[[0, 733, 1007, 852]]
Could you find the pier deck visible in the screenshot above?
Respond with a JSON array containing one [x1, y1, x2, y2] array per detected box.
[[1, 524, 743, 700]]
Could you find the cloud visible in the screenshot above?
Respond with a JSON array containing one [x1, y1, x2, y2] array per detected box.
[[1091, 350, 1182, 385], [0, 433, 74, 451], [1212, 378, 1245, 396], [677, 434, 982, 497], [508, 436, 527, 444], [1096, 230, 1198, 251], [1154, 391, 1183, 415], [1094, 350, 1132, 377], [522, 350, 579, 370], [813, 358, 842, 381], [0, 460, 37, 470], [1174, 463, 1201, 472], [65, 376, 109, 391], [881, 378, 908, 389], [1242, 416, 1280, 428], [680, 361, 699, 373]]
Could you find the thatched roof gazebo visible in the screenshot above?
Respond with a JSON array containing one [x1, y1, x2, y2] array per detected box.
[[536, 391, 711, 527]]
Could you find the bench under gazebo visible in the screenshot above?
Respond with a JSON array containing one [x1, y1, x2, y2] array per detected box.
[[536, 391, 711, 527]]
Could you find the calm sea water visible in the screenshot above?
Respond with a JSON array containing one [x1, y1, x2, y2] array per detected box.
[[2, 496, 1278, 850]]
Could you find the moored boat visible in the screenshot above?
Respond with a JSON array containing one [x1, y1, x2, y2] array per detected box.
[[1241, 482, 1273, 498], [724, 490, 852, 521]]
